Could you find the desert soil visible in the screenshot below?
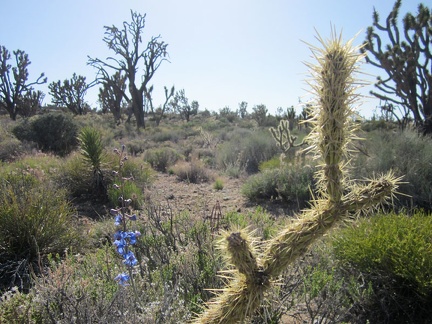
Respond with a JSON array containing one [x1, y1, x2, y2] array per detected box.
[[147, 172, 297, 221]]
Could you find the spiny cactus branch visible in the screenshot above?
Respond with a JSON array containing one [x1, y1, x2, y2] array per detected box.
[[194, 30, 401, 324]]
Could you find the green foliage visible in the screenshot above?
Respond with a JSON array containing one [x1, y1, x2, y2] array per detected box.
[[213, 178, 224, 190], [119, 155, 155, 186], [242, 164, 314, 207], [57, 152, 93, 198], [332, 211, 432, 322], [12, 113, 78, 156], [224, 207, 277, 240], [0, 172, 80, 291], [144, 146, 182, 172], [258, 156, 281, 171], [0, 287, 42, 323], [78, 126, 107, 198], [108, 180, 143, 210], [0, 136, 25, 162], [79, 126, 105, 171]]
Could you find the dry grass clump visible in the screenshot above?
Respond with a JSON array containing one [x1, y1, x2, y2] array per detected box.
[[172, 159, 213, 183]]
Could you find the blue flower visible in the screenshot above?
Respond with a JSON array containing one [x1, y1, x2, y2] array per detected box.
[[127, 231, 138, 245], [114, 272, 130, 286], [123, 251, 138, 267], [113, 230, 126, 241], [113, 238, 127, 255], [114, 214, 122, 226]]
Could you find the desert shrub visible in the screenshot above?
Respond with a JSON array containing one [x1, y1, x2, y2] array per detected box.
[[105, 152, 154, 208], [0, 172, 80, 291], [136, 206, 222, 303], [213, 178, 224, 190], [332, 211, 432, 323], [144, 146, 182, 172], [195, 148, 216, 167], [282, 244, 371, 324], [0, 205, 223, 323], [149, 127, 182, 143], [0, 135, 25, 162], [0, 286, 42, 323], [0, 154, 63, 183], [119, 156, 154, 186], [223, 207, 277, 240], [242, 164, 314, 208], [12, 113, 78, 156], [172, 160, 212, 183], [57, 152, 93, 198], [353, 129, 432, 210], [216, 129, 279, 174], [59, 149, 153, 203], [108, 180, 143, 209], [259, 156, 282, 171], [126, 138, 147, 155]]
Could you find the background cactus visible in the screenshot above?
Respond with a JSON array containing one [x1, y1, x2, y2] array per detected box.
[[194, 30, 401, 324], [270, 119, 304, 155]]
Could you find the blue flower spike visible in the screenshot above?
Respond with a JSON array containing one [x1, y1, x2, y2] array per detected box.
[[114, 272, 130, 286]]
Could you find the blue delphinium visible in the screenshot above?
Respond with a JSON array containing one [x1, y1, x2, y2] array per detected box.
[[111, 144, 141, 287], [114, 272, 130, 286]]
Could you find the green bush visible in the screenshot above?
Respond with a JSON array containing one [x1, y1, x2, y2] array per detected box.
[[57, 152, 93, 198], [143, 146, 182, 172], [213, 178, 224, 190], [12, 113, 78, 156], [223, 207, 277, 240], [259, 156, 282, 171], [332, 211, 432, 323], [119, 156, 154, 186], [107, 180, 143, 209], [242, 164, 314, 208], [0, 172, 80, 291]]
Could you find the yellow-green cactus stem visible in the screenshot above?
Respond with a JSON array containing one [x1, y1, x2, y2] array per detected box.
[[193, 30, 401, 324]]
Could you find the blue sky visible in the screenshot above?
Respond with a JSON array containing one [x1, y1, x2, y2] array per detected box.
[[0, 0, 422, 118]]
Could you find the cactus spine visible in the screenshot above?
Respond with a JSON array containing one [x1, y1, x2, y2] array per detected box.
[[194, 31, 401, 324]]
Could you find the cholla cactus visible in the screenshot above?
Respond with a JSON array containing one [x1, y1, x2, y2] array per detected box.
[[270, 119, 304, 154], [193, 30, 401, 324]]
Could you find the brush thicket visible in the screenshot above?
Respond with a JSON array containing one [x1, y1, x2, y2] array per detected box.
[[194, 31, 401, 324]]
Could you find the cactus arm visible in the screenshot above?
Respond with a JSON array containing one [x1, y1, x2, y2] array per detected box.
[[194, 30, 401, 324]]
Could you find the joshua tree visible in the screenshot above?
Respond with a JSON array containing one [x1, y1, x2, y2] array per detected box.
[[16, 90, 45, 118], [49, 73, 89, 115], [145, 85, 175, 126], [99, 71, 127, 123], [362, 0, 432, 133], [171, 89, 198, 122], [88, 11, 169, 129], [238, 101, 248, 119], [0, 46, 47, 120], [251, 104, 268, 126], [193, 31, 401, 324]]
